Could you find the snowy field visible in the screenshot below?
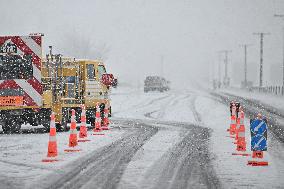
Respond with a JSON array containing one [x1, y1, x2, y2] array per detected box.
[[0, 85, 284, 188]]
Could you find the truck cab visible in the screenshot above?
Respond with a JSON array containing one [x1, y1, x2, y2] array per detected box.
[[41, 58, 113, 131]]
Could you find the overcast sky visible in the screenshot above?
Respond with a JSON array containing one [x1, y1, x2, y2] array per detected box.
[[0, 0, 284, 88]]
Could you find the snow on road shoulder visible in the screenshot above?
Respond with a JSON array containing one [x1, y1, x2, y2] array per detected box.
[[118, 124, 183, 189], [0, 128, 126, 188], [195, 95, 284, 188], [220, 88, 284, 114]]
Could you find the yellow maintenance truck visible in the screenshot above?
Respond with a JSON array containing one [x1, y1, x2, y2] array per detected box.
[[0, 34, 113, 132]]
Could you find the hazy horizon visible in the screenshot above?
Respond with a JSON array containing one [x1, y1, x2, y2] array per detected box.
[[1, 0, 284, 89]]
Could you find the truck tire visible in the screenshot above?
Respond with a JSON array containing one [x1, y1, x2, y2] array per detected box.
[[2, 123, 10, 133], [42, 117, 50, 130], [42, 121, 50, 131], [109, 106, 112, 117], [86, 109, 95, 128], [61, 109, 69, 132], [2, 117, 21, 133]]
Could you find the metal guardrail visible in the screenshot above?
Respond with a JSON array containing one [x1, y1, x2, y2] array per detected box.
[[249, 86, 284, 96]]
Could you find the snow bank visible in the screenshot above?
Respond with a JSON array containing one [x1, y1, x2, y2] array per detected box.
[[195, 95, 284, 188]]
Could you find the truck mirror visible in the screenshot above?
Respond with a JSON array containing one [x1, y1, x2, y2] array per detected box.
[[101, 74, 114, 86]]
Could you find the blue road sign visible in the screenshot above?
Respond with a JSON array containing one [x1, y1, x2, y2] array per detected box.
[[250, 119, 267, 151], [251, 134, 267, 151]]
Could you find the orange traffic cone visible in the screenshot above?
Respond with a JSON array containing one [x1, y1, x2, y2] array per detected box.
[[78, 106, 91, 142], [229, 104, 237, 136], [232, 109, 250, 156], [235, 117, 240, 141], [42, 112, 59, 162], [93, 103, 104, 135], [234, 107, 244, 142], [64, 109, 81, 152], [101, 105, 110, 130]]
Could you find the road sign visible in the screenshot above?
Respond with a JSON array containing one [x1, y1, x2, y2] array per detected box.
[[250, 119, 267, 151]]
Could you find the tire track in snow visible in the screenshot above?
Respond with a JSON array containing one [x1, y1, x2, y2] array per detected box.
[[140, 124, 221, 189], [33, 120, 158, 189], [0, 175, 21, 189], [189, 95, 202, 123], [112, 94, 172, 115], [0, 159, 60, 172], [144, 94, 191, 119], [157, 94, 191, 119]]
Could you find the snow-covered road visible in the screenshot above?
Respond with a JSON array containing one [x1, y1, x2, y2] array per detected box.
[[1, 86, 284, 188]]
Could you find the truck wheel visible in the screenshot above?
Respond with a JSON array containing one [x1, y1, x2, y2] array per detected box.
[[2, 123, 10, 133], [61, 112, 69, 132], [2, 119, 21, 133], [13, 122, 21, 133], [42, 116, 50, 131], [109, 106, 112, 117]]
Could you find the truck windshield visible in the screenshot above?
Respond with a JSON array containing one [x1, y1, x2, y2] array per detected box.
[[0, 54, 33, 80], [98, 65, 106, 79]]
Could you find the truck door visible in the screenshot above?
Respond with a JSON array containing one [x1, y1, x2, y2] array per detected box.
[[65, 76, 75, 98], [86, 64, 100, 98], [87, 64, 95, 80]]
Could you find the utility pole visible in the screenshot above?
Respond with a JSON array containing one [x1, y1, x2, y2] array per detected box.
[[219, 50, 232, 87], [240, 44, 252, 87], [216, 51, 224, 88], [160, 55, 164, 77], [218, 53, 221, 86], [215, 51, 223, 88], [253, 32, 270, 87], [274, 14, 284, 87]]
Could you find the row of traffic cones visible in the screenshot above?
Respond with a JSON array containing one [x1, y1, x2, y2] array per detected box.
[[229, 104, 250, 156], [42, 103, 110, 162], [228, 102, 268, 166]]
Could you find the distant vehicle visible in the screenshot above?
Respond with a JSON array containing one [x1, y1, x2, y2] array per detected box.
[[144, 76, 170, 93]]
